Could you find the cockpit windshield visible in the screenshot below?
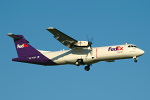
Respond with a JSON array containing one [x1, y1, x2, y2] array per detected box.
[[128, 45, 137, 48]]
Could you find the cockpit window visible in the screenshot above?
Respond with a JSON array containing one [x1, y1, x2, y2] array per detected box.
[[128, 45, 137, 48]]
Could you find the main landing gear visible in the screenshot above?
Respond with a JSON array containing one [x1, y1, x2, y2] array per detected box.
[[75, 59, 91, 71], [84, 65, 90, 71], [75, 59, 84, 66]]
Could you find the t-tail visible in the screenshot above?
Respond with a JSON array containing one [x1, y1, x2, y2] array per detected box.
[[7, 33, 56, 65]]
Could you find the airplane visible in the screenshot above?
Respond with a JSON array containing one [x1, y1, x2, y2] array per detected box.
[[7, 27, 145, 71]]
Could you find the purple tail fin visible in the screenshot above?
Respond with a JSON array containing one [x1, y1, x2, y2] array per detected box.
[[7, 34, 41, 57], [7, 33, 57, 65]]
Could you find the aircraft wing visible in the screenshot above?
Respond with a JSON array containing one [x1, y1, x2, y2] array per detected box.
[[46, 27, 78, 49]]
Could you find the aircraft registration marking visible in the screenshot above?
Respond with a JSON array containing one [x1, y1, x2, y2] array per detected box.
[[28, 56, 40, 59]]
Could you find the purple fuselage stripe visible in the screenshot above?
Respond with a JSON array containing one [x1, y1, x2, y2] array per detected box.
[[12, 57, 57, 65]]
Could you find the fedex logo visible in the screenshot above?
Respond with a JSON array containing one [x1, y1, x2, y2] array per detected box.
[[108, 46, 123, 51], [17, 43, 28, 48]]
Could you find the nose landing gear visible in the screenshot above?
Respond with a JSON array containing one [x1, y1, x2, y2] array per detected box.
[[133, 56, 138, 62], [134, 59, 137, 62]]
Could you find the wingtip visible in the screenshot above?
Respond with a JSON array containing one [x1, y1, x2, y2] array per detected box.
[[46, 27, 55, 30], [7, 33, 13, 36]]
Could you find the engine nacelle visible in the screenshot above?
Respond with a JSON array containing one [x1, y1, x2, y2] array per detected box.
[[75, 41, 89, 47]]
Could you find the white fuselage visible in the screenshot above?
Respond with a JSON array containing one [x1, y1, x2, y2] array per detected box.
[[39, 44, 144, 65]]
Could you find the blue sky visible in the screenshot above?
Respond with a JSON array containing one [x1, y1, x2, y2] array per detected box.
[[0, 0, 150, 100]]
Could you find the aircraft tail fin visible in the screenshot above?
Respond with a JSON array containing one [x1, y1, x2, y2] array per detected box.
[[7, 33, 41, 57]]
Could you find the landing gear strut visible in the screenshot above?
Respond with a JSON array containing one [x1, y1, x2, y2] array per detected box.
[[84, 65, 90, 71], [133, 56, 138, 62], [75, 59, 91, 71]]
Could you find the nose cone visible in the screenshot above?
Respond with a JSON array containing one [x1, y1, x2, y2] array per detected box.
[[140, 49, 145, 55]]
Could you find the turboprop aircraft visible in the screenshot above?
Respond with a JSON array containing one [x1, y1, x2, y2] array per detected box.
[[7, 27, 144, 71]]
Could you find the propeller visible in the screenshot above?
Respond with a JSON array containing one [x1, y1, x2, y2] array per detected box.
[[87, 36, 93, 50], [88, 41, 92, 49]]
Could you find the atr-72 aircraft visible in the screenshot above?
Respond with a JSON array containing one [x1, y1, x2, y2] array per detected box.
[[7, 27, 144, 71]]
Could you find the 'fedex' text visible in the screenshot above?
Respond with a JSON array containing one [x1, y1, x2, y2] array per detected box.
[[108, 46, 123, 51], [17, 43, 28, 48]]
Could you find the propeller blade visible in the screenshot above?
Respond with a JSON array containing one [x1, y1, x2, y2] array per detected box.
[[87, 35, 93, 50]]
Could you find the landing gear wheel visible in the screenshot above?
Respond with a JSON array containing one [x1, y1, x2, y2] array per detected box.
[[75, 59, 84, 66], [75, 61, 80, 66], [134, 59, 137, 62], [84, 65, 90, 71]]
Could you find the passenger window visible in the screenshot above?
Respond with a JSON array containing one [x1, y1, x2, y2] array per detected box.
[[128, 45, 130, 47]]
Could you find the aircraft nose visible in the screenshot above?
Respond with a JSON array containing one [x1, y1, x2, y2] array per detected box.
[[140, 49, 145, 55]]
